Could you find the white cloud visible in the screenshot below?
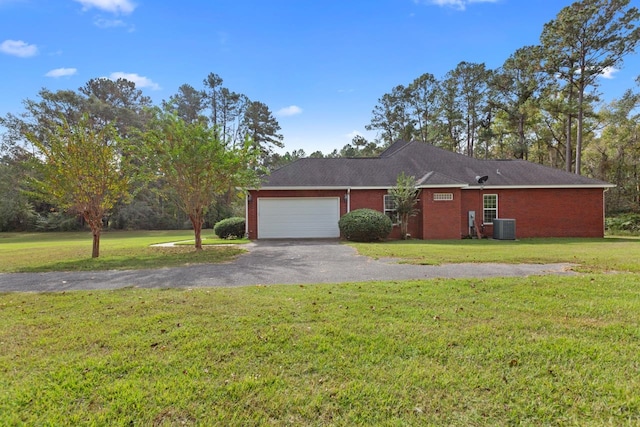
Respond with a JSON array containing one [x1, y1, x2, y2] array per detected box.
[[416, 0, 498, 11], [0, 39, 38, 57], [93, 17, 135, 32], [277, 105, 303, 117], [45, 68, 78, 78], [94, 18, 126, 28], [109, 72, 161, 90], [599, 66, 618, 79], [74, 0, 136, 14]]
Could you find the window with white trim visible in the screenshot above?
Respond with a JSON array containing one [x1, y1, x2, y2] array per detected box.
[[483, 194, 498, 224], [433, 193, 454, 201], [383, 195, 398, 224]]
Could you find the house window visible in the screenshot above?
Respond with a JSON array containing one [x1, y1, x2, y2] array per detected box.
[[433, 193, 454, 201], [483, 194, 498, 224], [384, 195, 398, 224]]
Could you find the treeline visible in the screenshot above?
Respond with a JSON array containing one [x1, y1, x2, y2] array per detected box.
[[285, 0, 640, 213], [0, 74, 277, 233]]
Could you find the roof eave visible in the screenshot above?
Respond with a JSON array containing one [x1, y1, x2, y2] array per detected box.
[[463, 184, 616, 189], [249, 183, 615, 191], [252, 184, 469, 191]]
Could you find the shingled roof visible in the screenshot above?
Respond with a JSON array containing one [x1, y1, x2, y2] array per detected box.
[[260, 140, 613, 189]]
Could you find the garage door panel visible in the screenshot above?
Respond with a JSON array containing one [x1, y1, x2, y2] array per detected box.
[[258, 198, 340, 238]]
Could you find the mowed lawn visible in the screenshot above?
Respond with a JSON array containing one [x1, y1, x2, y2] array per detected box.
[[348, 236, 640, 273], [0, 231, 249, 273], [1, 232, 640, 425]]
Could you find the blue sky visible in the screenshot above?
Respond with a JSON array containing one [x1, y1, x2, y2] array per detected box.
[[1, 0, 639, 155]]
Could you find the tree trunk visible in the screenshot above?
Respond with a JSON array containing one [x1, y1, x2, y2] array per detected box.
[[83, 212, 103, 258], [190, 211, 204, 251], [518, 115, 526, 160], [575, 87, 584, 175], [194, 224, 202, 250], [91, 227, 100, 258], [401, 214, 409, 240], [565, 76, 574, 173], [466, 116, 473, 157], [565, 115, 572, 173]]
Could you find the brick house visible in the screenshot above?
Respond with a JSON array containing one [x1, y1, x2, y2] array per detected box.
[[246, 140, 614, 240]]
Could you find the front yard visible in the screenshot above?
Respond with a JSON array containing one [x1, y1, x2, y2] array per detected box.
[[2, 274, 639, 425]]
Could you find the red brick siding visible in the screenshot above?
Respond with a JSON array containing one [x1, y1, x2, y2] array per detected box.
[[460, 188, 605, 238], [420, 189, 464, 239], [248, 187, 606, 240]]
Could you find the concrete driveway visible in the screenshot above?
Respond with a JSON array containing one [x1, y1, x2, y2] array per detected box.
[[0, 240, 574, 292]]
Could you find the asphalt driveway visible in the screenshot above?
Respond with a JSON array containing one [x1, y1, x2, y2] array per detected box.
[[0, 240, 575, 292]]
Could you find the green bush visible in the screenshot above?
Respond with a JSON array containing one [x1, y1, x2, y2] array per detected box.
[[339, 208, 392, 242], [214, 217, 246, 239], [605, 213, 640, 234]]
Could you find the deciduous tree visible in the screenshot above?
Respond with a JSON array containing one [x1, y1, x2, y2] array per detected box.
[[143, 112, 261, 249], [25, 115, 133, 257], [0, 152, 36, 231], [388, 173, 420, 240]]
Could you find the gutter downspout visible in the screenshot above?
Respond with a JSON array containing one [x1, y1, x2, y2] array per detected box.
[[346, 188, 351, 213], [245, 193, 249, 238], [603, 187, 609, 237]]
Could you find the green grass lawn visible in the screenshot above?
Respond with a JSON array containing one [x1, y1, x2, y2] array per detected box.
[[348, 236, 640, 273], [1, 275, 639, 425], [1, 232, 640, 425], [0, 231, 247, 272]]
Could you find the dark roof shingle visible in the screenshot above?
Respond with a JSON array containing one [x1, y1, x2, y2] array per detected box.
[[260, 140, 613, 189]]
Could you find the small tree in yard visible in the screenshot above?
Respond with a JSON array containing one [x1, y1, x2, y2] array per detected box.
[[388, 172, 420, 240], [26, 115, 133, 258], [144, 112, 260, 250]]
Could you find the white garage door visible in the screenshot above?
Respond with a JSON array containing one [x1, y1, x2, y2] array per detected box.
[[257, 197, 340, 238]]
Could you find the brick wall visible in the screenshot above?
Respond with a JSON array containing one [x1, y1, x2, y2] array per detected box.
[[459, 188, 606, 238], [248, 187, 606, 240], [420, 188, 464, 239]]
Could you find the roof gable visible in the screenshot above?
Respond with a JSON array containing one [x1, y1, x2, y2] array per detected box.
[[260, 140, 613, 189]]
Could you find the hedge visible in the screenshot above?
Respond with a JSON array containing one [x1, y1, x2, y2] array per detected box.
[[338, 208, 392, 242], [213, 217, 246, 239]]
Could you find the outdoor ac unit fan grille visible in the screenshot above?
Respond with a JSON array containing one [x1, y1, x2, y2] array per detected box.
[[493, 218, 516, 240]]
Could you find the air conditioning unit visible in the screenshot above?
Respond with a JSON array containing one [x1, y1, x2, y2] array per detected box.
[[493, 218, 516, 240]]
